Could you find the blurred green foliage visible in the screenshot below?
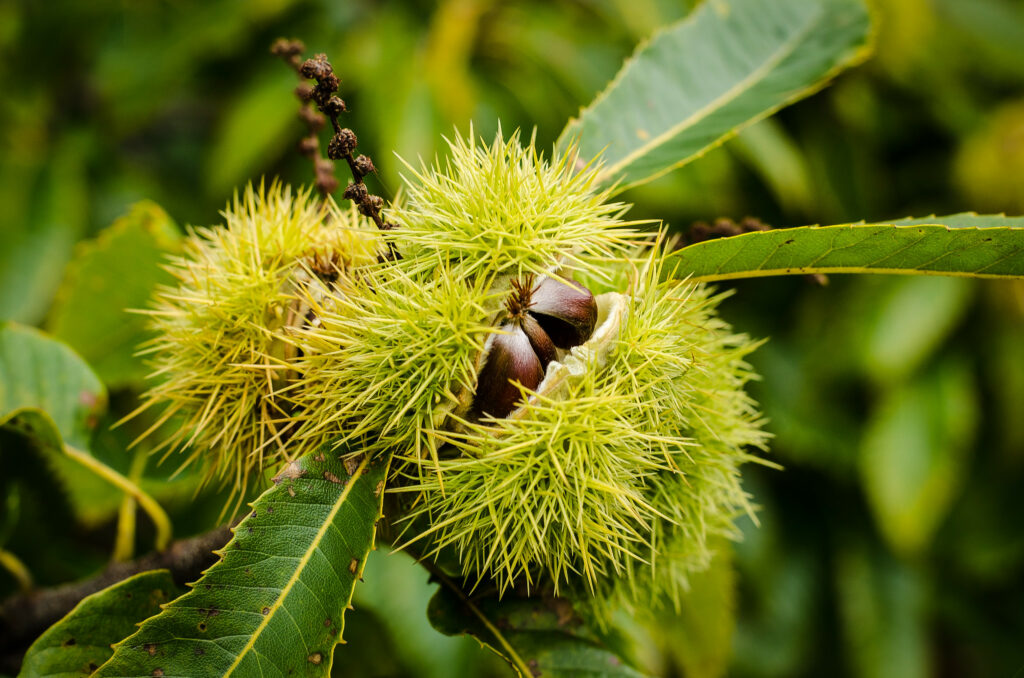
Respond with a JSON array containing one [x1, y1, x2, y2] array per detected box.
[[1, 0, 1023, 676]]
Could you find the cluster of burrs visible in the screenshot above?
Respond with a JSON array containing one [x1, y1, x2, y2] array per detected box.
[[475, 275, 598, 418]]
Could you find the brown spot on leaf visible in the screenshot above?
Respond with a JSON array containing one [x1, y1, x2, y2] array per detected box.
[[288, 486, 296, 497], [62, 637, 76, 647], [374, 480, 384, 497], [348, 558, 358, 574], [324, 471, 342, 484], [324, 618, 332, 627], [262, 606, 271, 615], [528, 658, 541, 677], [144, 643, 157, 656], [194, 647, 205, 656], [308, 652, 323, 664], [152, 669, 164, 677], [343, 455, 363, 476], [272, 461, 306, 484], [198, 622, 207, 632], [314, 452, 326, 462], [88, 663, 98, 672]]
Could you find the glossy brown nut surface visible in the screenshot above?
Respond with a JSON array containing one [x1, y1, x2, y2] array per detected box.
[[520, 314, 557, 369], [475, 323, 545, 418], [528, 277, 598, 349]]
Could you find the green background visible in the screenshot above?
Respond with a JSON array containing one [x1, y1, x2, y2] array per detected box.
[[1, 0, 1022, 676]]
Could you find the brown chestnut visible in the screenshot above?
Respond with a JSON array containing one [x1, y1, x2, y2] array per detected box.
[[527, 277, 597, 349], [475, 323, 546, 418]]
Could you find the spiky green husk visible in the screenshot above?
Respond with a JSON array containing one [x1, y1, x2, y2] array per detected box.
[[386, 128, 644, 279], [134, 129, 767, 614], [134, 182, 378, 492], [288, 260, 499, 463], [396, 253, 768, 604], [287, 129, 649, 463]]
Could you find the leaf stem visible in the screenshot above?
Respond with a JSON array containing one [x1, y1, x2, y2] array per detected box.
[[63, 444, 172, 551], [415, 556, 533, 678], [0, 549, 32, 593], [112, 447, 149, 561]]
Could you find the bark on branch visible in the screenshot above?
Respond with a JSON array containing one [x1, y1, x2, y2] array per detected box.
[[0, 524, 231, 672]]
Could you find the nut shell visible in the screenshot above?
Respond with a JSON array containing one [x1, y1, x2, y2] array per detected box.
[[520, 314, 557, 369], [528, 277, 598, 349], [475, 323, 546, 418]]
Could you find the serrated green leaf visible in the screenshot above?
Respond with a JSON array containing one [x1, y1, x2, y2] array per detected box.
[[352, 549, 482, 678], [47, 202, 181, 389], [94, 450, 390, 678], [666, 215, 1024, 282], [18, 571, 183, 678], [0, 323, 171, 546], [428, 585, 650, 678], [0, 323, 106, 452], [557, 0, 872, 190]]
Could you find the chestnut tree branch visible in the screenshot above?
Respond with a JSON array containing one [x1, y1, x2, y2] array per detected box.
[[0, 524, 231, 665]]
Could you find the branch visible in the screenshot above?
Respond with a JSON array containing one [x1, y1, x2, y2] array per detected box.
[[0, 524, 231, 664]]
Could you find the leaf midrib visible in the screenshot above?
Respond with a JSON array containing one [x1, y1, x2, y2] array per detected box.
[[597, 2, 824, 184], [675, 224, 1024, 282], [221, 455, 369, 676]]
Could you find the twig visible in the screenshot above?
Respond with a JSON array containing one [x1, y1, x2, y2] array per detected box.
[[0, 524, 231, 667], [272, 39, 401, 262], [63, 443, 172, 552], [271, 39, 338, 199], [686, 216, 771, 244], [683, 216, 828, 285]]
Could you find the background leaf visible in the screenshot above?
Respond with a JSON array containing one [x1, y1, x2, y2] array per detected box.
[[428, 584, 650, 678], [94, 450, 389, 678], [859, 360, 978, 557], [0, 136, 90, 325], [854, 276, 973, 384], [18, 570, 182, 678], [205, 70, 302, 196], [667, 216, 1024, 282], [557, 0, 871, 190], [658, 547, 735, 678], [0, 323, 106, 452], [47, 202, 181, 390], [0, 323, 119, 528], [0, 323, 170, 547], [350, 549, 487, 678], [836, 540, 930, 678]]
